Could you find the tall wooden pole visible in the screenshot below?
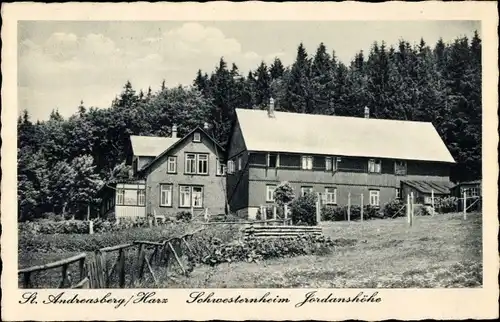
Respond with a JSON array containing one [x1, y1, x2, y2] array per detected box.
[[347, 192, 351, 222], [463, 190, 467, 220], [410, 192, 414, 226], [431, 189, 435, 216], [316, 192, 321, 225], [407, 194, 411, 225], [360, 193, 364, 222]]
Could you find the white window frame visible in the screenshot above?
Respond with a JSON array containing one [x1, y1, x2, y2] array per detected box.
[[267, 153, 279, 168], [216, 159, 226, 176], [179, 185, 204, 208], [394, 160, 407, 175], [179, 186, 192, 208], [197, 154, 209, 175], [301, 186, 314, 196], [301, 156, 313, 170], [193, 132, 201, 142], [266, 185, 277, 202], [369, 190, 380, 206], [192, 186, 204, 208], [116, 189, 125, 205], [396, 188, 401, 199], [137, 189, 146, 206], [227, 160, 235, 174], [185, 153, 197, 174], [325, 187, 337, 205], [167, 156, 177, 173], [160, 184, 172, 207], [368, 159, 382, 173]]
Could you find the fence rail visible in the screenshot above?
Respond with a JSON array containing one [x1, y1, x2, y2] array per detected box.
[[18, 229, 204, 289]]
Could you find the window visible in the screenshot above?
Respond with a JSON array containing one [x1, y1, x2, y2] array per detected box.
[[193, 132, 201, 142], [301, 186, 314, 196], [160, 184, 172, 207], [301, 156, 313, 170], [227, 160, 235, 174], [266, 185, 277, 202], [368, 159, 382, 173], [167, 156, 177, 173], [124, 189, 138, 205], [424, 196, 432, 205], [116, 189, 125, 205], [394, 160, 407, 175], [464, 187, 480, 197], [137, 190, 145, 206], [238, 156, 243, 171], [325, 157, 332, 171], [325, 187, 337, 205], [216, 159, 226, 176], [179, 186, 204, 208], [179, 186, 191, 207], [396, 188, 401, 199], [192, 187, 203, 207], [268, 153, 278, 168], [369, 190, 380, 206], [197, 154, 209, 174], [185, 154, 196, 174]]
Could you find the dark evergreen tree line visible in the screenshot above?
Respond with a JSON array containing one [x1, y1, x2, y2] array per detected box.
[[17, 31, 481, 221]]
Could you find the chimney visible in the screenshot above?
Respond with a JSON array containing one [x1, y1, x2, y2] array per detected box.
[[268, 97, 275, 118], [203, 122, 210, 131], [364, 106, 370, 119], [172, 124, 178, 138]]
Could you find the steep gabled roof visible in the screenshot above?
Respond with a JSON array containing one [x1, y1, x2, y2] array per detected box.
[[139, 126, 225, 173], [235, 108, 455, 163], [130, 136, 180, 157]]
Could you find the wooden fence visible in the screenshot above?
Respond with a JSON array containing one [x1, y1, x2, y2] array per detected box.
[[18, 229, 203, 289]]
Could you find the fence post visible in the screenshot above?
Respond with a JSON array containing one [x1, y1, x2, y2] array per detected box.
[[273, 205, 277, 220], [410, 192, 414, 226], [89, 220, 94, 235], [260, 205, 264, 221], [407, 194, 411, 225], [284, 204, 288, 225], [463, 190, 467, 220], [87, 204, 91, 221], [316, 192, 321, 225], [204, 208, 209, 222], [431, 189, 435, 216], [347, 192, 351, 222], [360, 194, 364, 222]]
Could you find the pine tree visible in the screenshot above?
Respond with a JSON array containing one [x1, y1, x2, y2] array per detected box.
[[269, 57, 285, 80], [284, 43, 313, 113], [254, 61, 271, 108]]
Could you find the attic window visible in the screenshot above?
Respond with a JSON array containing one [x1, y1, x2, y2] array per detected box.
[[193, 132, 201, 142], [394, 160, 407, 176], [368, 159, 381, 173]]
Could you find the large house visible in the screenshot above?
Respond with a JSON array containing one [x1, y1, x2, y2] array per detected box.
[[100, 125, 227, 220], [226, 99, 456, 219]]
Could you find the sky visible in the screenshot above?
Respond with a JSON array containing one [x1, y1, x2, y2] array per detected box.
[[18, 20, 480, 121]]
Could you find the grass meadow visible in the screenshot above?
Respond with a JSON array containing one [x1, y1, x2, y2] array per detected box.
[[18, 212, 482, 288]]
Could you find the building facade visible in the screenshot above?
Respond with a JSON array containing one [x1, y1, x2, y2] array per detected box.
[[227, 102, 456, 219], [100, 126, 227, 220]]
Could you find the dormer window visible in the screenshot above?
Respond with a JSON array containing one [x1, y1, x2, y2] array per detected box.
[[193, 132, 201, 142]]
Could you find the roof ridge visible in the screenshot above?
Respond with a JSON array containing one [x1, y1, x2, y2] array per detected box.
[[235, 108, 434, 124]]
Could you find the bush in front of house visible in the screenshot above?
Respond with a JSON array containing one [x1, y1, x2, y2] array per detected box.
[[321, 205, 344, 221], [175, 211, 193, 222], [383, 199, 407, 218], [290, 192, 318, 226], [320, 204, 383, 221], [435, 196, 459, 213], [19, 219, 91, 235], [273, 181, 296, 206]]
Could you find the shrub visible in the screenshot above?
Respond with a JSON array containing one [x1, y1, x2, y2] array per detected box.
[[176, 211, 192, 222], [383, 199, 407, 218], [273, 181, 295, 206], [42, 213, 64, 222], [201, 234, 357, 266], [290, 193, 317, 226], [321, 205, 344, 221], [435, 196, 458, 213]]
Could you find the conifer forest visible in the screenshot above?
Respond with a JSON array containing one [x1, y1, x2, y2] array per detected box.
[[17, 32, 482, 220]]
